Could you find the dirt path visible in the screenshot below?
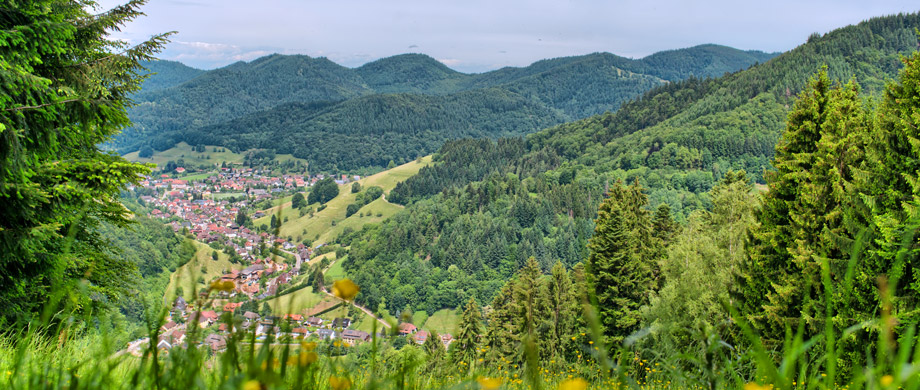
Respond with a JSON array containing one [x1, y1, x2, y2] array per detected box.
[[319, 282, 391, 329]]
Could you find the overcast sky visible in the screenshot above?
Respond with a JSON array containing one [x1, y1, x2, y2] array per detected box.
[[98, 0, 919, 73]]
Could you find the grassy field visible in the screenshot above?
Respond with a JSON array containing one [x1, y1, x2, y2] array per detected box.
[[253, 156, 431, 245], [264, 286, 335, 315], [177, 171, 216, 181], [166, 240, 239, 301], [324, 257, 346, 280], [211, 192, 246, 200], [309, 252, 335, 267], [123, 141, 308, 169], [421, 309, 459, 335]]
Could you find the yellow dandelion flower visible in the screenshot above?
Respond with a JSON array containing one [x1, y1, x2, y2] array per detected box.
[[329, 376, 352, 390], [332, 279, 360, 301], [559, 378, 588, 390], [243, 380, 262, 390], [477, 377, 502, 390], [743, 383, 773, 390], [881, 375, 894, 386], [300, 341, 317, 350], [299, 351, 318, 366]]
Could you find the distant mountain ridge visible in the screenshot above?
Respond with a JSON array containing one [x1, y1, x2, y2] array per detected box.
[[119, 44, 778, 171]]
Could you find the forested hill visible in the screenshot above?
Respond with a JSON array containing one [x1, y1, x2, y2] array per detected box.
[[137, 60, 205, 92], [337, 13, 920, 316], [118, 44, 776, 170]]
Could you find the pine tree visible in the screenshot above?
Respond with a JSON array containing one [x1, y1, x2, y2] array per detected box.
[[454, 297, 483, 366], [741, 69, 871, 351], [484, 280, 519, 366], [0, 0, 171, 324], [586, 180, 657, 346], [542, 261, 576, 363]]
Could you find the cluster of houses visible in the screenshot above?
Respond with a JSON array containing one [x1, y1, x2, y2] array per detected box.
[[133, 167, 356, 265], [145, 295, 455, 355], [397, 322, 454, 348], [218, 260, 298, 299]]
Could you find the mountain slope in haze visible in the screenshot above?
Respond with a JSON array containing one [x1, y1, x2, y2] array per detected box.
[[182, 89, 566, 171], [335, 13, 920, 315], [138, 60, 205, 92], [120, 44, 777, 169]]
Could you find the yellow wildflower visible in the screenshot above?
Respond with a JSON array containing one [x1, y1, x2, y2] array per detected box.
[[329, 376, 352, 390], [332, 279, 360, 301], [299, 351, 318, 366], [242, 380, 262, 390], [300, 341, 317, 350], [881, 375, 894, 386], [559, 378, 588, 390], [476, 377, 502, 389], [743, 383, 773, 390]]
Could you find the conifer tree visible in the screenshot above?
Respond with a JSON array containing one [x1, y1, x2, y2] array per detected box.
[[423, 329, 444, 359], [0, 0, 171, 324], [542, 261, 576, 362], [484, 279, 519, 365], [454, 297, 483, 366], [741, 69, 870, 350], [586, 180, 657, 346]]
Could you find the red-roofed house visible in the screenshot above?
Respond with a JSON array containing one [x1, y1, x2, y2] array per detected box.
[[399, 323, 417, 335], [412, 330, 430, 345]]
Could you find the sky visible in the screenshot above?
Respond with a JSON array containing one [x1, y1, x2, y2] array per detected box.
[[98, 0, 919, 73]]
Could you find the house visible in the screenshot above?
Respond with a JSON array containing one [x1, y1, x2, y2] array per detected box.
[[398, 323, 417, 335], [284, 314, 304, 322], [440, 333, 454, 347], [156, 339, 172, 351], [412, 330, 430, 345], [341, 329, 370, 345], [243, 311, 260, 321], [306, 317, 323, 327], [256, 320, 274, 335], [316, 328, 336, 340], [292, 328, 310, 338], [332, 318, 352, 329], [162, 321, 177, 332], [172, 296, 188, 313], [190, 310, 219, 328], [205, 334, 227, 351], [223, 302, 242, 313]]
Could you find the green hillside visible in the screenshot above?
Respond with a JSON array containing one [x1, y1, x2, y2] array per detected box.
[[118, 45, 777, 171], [341, 13, 920, 317], [182, 90, 564, 171], [137, 59, 204, 92], [253, 156, 431, 245]]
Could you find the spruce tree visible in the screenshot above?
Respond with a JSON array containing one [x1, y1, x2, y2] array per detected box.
[[484, 279, 519, 366], [586, 180, 657, 346], [543, 261, 576, 363], [454, 297, 483, 366], [0, 0, 171, 324], [741, 69, 871, 351]]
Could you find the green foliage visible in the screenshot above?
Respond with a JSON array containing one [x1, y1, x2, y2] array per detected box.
[[644, 171, 757, 362], [291, 192, 306, 209], [454, 297, 482, 366], [120, 47, 776, 172], [0, 0, 170, 325], [586, 181, 660, 347], [351, 182, 361, 193], [308, 177, 340, 205]]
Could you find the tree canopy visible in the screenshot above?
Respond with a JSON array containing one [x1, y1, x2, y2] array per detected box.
[[0, 0, 170, 325]]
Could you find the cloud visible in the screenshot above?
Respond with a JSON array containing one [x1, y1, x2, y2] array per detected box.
[[408, 44, 419, 49], [161, 41, 281, 68], [437, 58, 461, 66]]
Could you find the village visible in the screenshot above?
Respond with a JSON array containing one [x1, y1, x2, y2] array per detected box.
[[126, 165, 455, 356]]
